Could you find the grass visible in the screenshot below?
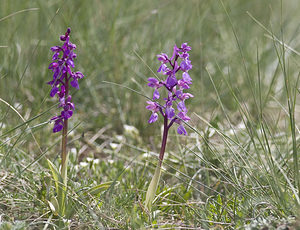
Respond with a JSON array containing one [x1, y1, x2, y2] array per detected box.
[[0, 0, 299, 229]]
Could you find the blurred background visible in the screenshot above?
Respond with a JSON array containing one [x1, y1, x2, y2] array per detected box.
[[1, 0, 299, 142]]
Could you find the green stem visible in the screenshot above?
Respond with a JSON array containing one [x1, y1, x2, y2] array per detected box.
[[61, 76, 69, 186], [145, 115, 169, 210], [61, 118, 68, 185], [59, 77, 69, 216], [159, 115, 169, 166]]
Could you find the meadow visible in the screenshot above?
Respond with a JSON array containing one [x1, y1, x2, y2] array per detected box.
[[0, 0, 299, 229]]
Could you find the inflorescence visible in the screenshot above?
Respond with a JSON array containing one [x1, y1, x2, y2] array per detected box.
[[48, 28, 84, 133], [146, 43, 193, 135]]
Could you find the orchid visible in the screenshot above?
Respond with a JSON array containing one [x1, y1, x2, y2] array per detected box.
[[47, 28, 84, 217], [145, 43, 193, 209]]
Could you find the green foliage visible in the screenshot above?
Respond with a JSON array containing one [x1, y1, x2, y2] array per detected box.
[[0, 221, 27, 230], [47, 159, 66, 217], [145, 162, 162, 210], [0, 0, 299, 229]]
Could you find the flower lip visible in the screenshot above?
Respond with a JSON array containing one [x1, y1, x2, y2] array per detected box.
[[146, 101, 160, 113], [182, 72, 192, 84], [177, 111, 190, 121], [166, 75, 177, 88], [153, 89, 160, 100], [50, 87, 59, 97], [75, 71, 84, 79], [147, 77, 160, 88], [166, 107, 175, 119], [180, 59, 192, 72], [53, 123, 63, 133], [48, 62, 59, 70], [148, 112, 158, 123], [51, 46, 61, 52], [177, 125, 187, 135], [180, 43, 191, 52], [178, 79, 190, 89], [71, 79, 79, 89], [157, 53, 169, 63]]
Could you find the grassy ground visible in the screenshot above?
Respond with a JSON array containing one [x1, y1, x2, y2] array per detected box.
[[0, 0, 299, 229]]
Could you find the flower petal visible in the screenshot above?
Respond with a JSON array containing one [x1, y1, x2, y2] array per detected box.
[[148, 113, 158, 123], [75, 71, 84, 79], [177, 101, 187, 113], [53, 122, 63, 133], [165, 107, 175, 119], [153, 89, 160, 100], [182, 72, 192, 84], [71, 79, 79, 89], [50, 87, 59, 97], [166, 75, 177, 88], [177, 125, 187, 135], [178, 111, 190, 121], [148, 78, 159, 88]]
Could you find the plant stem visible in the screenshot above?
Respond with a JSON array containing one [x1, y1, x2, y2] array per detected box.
[[61, 118, 68, 183], [59, 79, 69, 216], [145, 115, 169, 210], [158, 115, 169, 167], [61, 78, 69, 185]]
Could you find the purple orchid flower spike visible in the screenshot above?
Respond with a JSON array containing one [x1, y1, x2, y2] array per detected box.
[[146, 42, 193, 136], [145, 43, 193, 210], [48, 27, 84, 133]]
